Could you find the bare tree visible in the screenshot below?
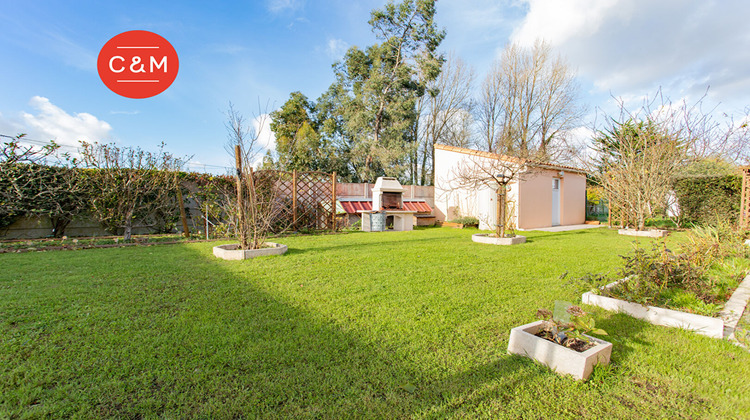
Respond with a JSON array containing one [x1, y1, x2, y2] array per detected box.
[[442, 150, 535, 238], [416, 52, 475, 185], [225, 105, 290, 250], [589, 93, 688, 231], [476, 60, 502, 153], [223, 100, 273, 168], [231, 162, 289, 250], [476, 40, 584, 162], [679, 92, 750, 165]]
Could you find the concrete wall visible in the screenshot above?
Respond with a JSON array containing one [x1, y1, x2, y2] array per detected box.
[[517, 171, 554, 229], [561, 172, 586, 226]]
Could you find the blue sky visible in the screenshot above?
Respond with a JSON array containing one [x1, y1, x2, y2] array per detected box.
[[1, 0, 749, 172]]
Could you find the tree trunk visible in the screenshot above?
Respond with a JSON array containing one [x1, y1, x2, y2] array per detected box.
[[123, 211, 133, 242], [497, 188, 507, 238]]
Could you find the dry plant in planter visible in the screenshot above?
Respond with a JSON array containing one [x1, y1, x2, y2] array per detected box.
[[508, 302, 612, 381], [535, 305, 608, 352]]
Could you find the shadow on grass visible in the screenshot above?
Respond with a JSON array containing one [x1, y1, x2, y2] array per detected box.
[[593, 312, 651, 364], [0, 243, 542, 418]]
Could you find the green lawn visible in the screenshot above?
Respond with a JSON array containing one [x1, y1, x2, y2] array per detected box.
[[1, 228, 748, 418]]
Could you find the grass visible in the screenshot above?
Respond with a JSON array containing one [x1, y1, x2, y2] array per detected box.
[[1, 227, 749, 418]]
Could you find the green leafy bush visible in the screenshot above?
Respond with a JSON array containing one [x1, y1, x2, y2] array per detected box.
[[449, 216, 479, 226], [672, 175, 741, 225]]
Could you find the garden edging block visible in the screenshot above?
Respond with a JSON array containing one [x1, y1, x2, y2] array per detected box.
[[720, 273, 750, 338], [507, 320, 612, 381], [617, 229, 669, 238], [582, 291, 724, 338]]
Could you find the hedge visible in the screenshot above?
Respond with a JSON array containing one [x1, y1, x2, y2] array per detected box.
[[672, 175, 742, 225]]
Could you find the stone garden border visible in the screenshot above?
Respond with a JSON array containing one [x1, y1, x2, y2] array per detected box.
[[471, 233, 526, 245], [213, 242, 288, 261], [617, 229, 669, 238]]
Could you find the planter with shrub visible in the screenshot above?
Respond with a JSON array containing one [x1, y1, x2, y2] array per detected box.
[[578, 223, 750, 338], [508, 304, 611, 381]]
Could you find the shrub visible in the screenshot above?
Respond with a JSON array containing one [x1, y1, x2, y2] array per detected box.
[[576, 224, 749, 315], [449, 216, 479, 226], [672, 175, 742, 225]]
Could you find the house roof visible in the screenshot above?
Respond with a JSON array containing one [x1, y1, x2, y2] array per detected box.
[[339, 200, 432, 214], [434, 144, 587, 174]]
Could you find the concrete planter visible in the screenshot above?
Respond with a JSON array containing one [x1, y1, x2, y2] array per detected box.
[[213, 242, 288, 261], [507, 320, 612, 381], [617, 229, 669, 238], [582, 274, 750, 339], [472, 233, 526, 245], [582, 291, 724, 338]]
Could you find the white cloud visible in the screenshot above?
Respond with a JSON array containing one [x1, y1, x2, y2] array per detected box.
[[510, 0, 750, 109], [253, 113, 276, 152], [326, 38, 349, 60], [20, 96, 112, 147], [511, 0, 619, 48]]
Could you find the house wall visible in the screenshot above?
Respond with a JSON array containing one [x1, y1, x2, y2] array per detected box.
[[434, 147, 519, 229], [517, 171, 554, 229], [435, 145, 586, 230], [561, 172, 586, 226], [517, 169, 586, 229]]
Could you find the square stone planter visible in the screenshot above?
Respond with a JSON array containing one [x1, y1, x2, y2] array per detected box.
[[213, 242, 288, 261], [472, 233, 526, 245], [507, 320, 612, 381], [617, 229, 669, 238]]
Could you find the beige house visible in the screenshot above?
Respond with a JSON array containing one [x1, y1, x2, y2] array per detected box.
[[434, 144, 587, 230]]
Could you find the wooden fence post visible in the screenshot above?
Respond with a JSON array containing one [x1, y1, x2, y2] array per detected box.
[[292, 170, 298, 227], [331, 172, 337, 231], [741, 166, 750, 229]]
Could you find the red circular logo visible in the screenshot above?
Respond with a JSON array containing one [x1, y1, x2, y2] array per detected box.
[[97, 30, 179, 99]]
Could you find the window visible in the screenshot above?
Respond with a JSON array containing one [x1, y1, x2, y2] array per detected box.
[[553, 179, 560, 190]]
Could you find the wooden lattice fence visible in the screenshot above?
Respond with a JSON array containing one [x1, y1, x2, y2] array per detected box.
[[251, 169, 337, 233], [606, 192, 628, 228]]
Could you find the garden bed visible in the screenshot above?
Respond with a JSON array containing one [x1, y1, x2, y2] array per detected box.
[[213, 242, 288, 260], [583, 273, 750, 339], [0, 234, 208, 253]]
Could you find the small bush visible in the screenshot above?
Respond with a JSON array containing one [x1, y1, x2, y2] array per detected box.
[[449, 216, 479, 226]]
